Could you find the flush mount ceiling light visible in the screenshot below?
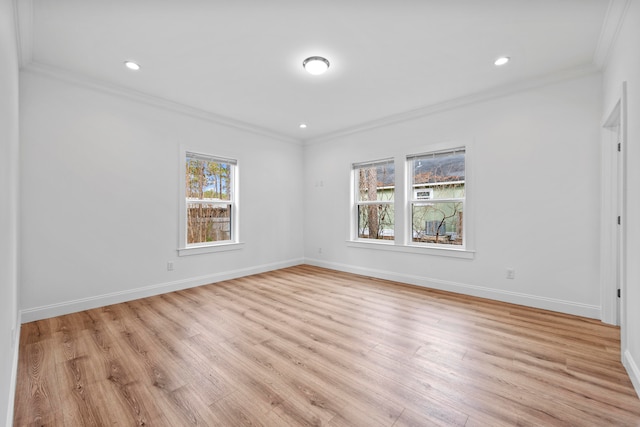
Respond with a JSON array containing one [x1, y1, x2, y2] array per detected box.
[[303, 56, 330, 75], [299, 123, 308, 129], [124, 61, 141, 71], [494, 56, 510, 66]]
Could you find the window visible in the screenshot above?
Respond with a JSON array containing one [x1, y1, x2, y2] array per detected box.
[[184, 152, 237, 247], [349, 145, 472, 257], [408, 148, 465, 246], [353, 159, 395, 240]]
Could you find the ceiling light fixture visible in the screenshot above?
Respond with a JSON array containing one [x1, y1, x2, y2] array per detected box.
[[124, 61, 141, 71], [299, 123, 308, 129], [494, 56, 510, 66], [303, 56, 330, 75]]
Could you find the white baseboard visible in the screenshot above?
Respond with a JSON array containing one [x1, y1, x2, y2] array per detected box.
[[305, 258, 601, 319], [20, 258, 304, 323], [623, 350, 640, 399], [6, 321, 20, 427], [21, 257, 602, 323]]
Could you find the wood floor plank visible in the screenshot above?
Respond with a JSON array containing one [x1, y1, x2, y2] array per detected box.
[[13, 341, 63, 426], [13, 265, 640, 426]]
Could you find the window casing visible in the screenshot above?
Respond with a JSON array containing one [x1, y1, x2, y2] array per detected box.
[[353, 159, 395, 240], [349, 144, 472, 258], [180, 151, 239, 254], [408, 148, 465, 247]]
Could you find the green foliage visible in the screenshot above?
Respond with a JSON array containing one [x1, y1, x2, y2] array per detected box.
[[186, 157, 231, 200]]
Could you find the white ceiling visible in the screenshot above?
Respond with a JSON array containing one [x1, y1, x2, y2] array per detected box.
[[16, 0, 618, 143]]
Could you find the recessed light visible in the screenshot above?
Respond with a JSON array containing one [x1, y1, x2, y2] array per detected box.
[[299, 123, 308, 129], [494, 56, 510, 66], [303, 56, 330, 75], [124, 61, 141, 71]]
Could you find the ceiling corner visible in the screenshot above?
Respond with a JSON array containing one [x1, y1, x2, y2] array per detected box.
[[593, 0, 631, 69]]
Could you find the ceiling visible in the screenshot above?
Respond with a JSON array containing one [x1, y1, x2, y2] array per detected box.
[[15, 0, 620, 144]]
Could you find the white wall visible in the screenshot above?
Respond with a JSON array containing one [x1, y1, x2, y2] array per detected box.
[[304, 73, 602, 318], [19, 71, 305, 321], [603, 0, 640, 397], [0, 0, 20, 424]]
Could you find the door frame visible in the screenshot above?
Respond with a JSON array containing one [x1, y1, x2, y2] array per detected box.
[[600, 82, 627, 351]]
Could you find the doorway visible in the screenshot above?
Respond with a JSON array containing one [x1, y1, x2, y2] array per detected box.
[[601, 82, 627, 354]]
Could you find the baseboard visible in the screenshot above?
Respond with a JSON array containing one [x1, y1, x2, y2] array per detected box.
[[6, 321, 20, 427], [623, 350, 640, 399], [305, 258, 601, 319], [20, 258, 304, 323], [19, 256, 602, 322]]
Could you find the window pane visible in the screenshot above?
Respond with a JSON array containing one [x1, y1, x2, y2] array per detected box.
[[358, 204, 394, 240], [412, 202, 463, 245], [356, 161, 394, 202], [411, 150, 465, 200], [187, 203, 231, 244], [186, 156, 232, 201]]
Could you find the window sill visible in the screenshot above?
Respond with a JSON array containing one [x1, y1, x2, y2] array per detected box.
[[346, 240, 475, 259], [178, 242, 245, 257]]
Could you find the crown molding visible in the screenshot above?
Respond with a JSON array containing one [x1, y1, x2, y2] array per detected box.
[[303, 63, 600, 145], [593, 0, 631, 69], [13, 0, 33, 68], [22, 61, 301, 145], [22, 60, 600, 149]]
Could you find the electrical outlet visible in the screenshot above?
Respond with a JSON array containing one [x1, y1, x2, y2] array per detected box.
[[506, 268, 515, 279], [167, 262, 174, 271]]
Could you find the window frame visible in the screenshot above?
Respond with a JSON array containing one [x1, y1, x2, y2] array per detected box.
[[348, 142, 474, 259], [178, 149, 243, 256], [407, 148, 467, 249], [352, 158, 396, 242]]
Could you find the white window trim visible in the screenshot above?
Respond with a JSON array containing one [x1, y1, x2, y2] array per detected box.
[[178, 242, 244, 257], [178, 147, 242, 256], [346, 240, 475, 259], [348, 141, 474, 259]]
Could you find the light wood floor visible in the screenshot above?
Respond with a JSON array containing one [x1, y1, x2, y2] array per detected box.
[[14, 265, 640, 426]]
